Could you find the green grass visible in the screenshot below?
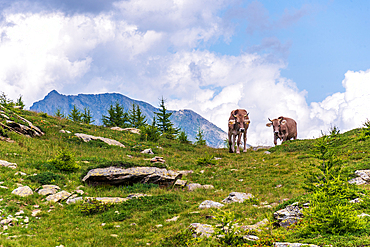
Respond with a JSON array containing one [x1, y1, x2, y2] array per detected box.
[[1, 107, 370, 246]]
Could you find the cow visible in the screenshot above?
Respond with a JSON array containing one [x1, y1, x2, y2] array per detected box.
[[228, 109, 250, 153], [266, 116, 297, 145]]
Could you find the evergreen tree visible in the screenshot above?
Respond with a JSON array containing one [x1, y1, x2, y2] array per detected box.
[[195, 127, 206, 146], [178, 130, 191, 144], [102, 102, 129, 127], [154, 97, 178, 138], [68, 105, 82, 123], [54, 108, 65, 118], [140, 116, 161, 142], [128, 104, 147, 128], [82, 108, 94, 124]]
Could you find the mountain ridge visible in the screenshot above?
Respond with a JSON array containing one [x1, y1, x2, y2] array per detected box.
[[30, 90, 227, 148]]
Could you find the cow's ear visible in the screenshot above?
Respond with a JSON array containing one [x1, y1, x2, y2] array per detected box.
[[266, 123, 272, 127], [281, 120, 287, 125], [229, 119, 236, 125]]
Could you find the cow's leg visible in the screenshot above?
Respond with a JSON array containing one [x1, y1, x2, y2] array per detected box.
[[274, 135, 278, 146], [228, 133, 234, 153], [236, 133, 241, 154], [243, 132, 247, 152]]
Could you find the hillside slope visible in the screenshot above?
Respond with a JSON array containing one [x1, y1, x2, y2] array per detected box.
[[30, 90, 227, 148]]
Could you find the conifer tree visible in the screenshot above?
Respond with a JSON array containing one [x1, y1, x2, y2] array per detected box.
[[154, 97, 178, 138], [68, 105, 82, 123], [128, 104, 147, 128], [54, 108, 65, 118], [15, 95, 25, 109], [82, 108, 94, 124], [102, 102, 129, 127], [195, 127, 206, 146]]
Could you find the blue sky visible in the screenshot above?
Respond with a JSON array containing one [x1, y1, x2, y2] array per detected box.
[[1, 0, 370, 145]]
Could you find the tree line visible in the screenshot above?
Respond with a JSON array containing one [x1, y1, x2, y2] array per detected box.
[[55, 97, 207, 145]]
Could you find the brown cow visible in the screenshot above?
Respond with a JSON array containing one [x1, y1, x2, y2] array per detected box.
[[228, 109, 250, 153], [266, 116, 297, 145]]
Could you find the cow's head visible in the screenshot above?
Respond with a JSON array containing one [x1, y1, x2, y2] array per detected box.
[[229, 109, 250, 132], [266, 117, 287, 136]]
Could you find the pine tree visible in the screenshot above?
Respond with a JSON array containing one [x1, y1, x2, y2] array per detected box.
[[195, 127, 206, 146], [54, 108, 65, 118], [154, 97, 178, 138], [15, 95, 25, 109], [128, 104, 147, 128], [102, 102, 129, 127], [68, 105, 82, 123], [82, 108, 94, 124]]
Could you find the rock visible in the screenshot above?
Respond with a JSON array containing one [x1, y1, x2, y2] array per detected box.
[[75, 133, 125, 148], [178, 170, 194, 176], [349, 198, 363, 203], [190, 223, 214, 237], [202, 185, 214, 190], [187, 183, 202, 191], [348, 177, 367, 185], [82, 166, 182, 187], [45, 191, 71, 203], [32, 209, 41, 217], [66, 197, 83, 205], [264, 151, 271, 155], [166, 216, 179, 222], [273, 204, 303, 228], [0, 160, 17, 169], [243, 235, 259, 241], [241, 218, 269, 232], [15, 172, 27, 176], [357, 213, 370, 218], [274, 243, 320, 247], [12, 186, 33, 197], [150, 156, 165, 163], [126, 193, 150, 199], [222, 192, 253, 204], [59, 130, 71, 134], [0, 218, 12, 225], [199, 200, 224, 209], [174, 179, 187, 187], [141, 149, 154, 155], [111, 127, 140, 134], [355, 170, 370, 181], [86, 197, 128, 203], [37, 185, 61, 196]]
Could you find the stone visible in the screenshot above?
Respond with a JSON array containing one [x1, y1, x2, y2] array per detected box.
[[150, 156, 165, 163], [0, 219, 12, 225], [243, 235, 259, 241], [0, 160, 17, 169], [166, 216, 179, 222], [349, 198, 363, 203], [174, 179, 187, 187], [190, 223, 214, 237], [178, 170, 194, 176], [141, 149, 154, 155], [111, 127, 140, 134], [202, 185, 214, 190], [187, 183, 202, 191], [222, 192, 253, 204], [199, 200, 224, 209], [82, 166, 182, 187], [45, 191, 71, 203], [355, 170, 370, 181], [348, 177, 367, 185], [86, 197, 128, 203], [75, 133, 125, 148], [126, 193, 150, 199], [274, 204, 303, 228], [32, 209, 41, 217], [358, 213, 370, 218], [241, 218, 269, 232], [264, 151, 271, 155], [12, 186, 33, 197], [274, 243, 320, 247], [66, 197, 83, 205], [15, 172, 26, 176], [38, 185, 60, 196]]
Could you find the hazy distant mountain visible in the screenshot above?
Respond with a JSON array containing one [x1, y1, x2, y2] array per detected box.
[[30, 90, 227, 148]]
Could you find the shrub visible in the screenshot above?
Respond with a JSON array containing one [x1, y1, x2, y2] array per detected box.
[[79, 199, 113, 215], [27, 172, 64, 185], [211, 209, 245, 246], [140, 124, 161, 142], [0, 126, 8, 137], [177, 130, 191, 144], [48, 150, 80, 172], [196, 153, 217, 166]]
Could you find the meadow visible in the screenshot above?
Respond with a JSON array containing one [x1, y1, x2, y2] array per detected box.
[[0, 107, 370, 246]]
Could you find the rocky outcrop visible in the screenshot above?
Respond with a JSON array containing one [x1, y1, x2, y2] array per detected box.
[[111, 127, 140, 134], [82, 166, 182, 186], [199, 200, 224, 209], [0, 160, 17, 169], [12, 186, 33, 197], [190, 223, 214, 237], [75, 133, 125, 148], [273, 204, 303, 228], [222, 192, 253, 204], [348, 170, 370, 185]]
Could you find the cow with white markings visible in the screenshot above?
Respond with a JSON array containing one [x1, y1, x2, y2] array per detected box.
[[228, 109, 250, 153], [266, 116, 297, 145]]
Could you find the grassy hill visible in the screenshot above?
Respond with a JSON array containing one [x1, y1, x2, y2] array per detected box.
[[0, 106, 370, 246]]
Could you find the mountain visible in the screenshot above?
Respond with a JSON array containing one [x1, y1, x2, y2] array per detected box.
[[30, 90, 227, 148]]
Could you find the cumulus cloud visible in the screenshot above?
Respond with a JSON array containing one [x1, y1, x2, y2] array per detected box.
[[0, 0, 369, 147]]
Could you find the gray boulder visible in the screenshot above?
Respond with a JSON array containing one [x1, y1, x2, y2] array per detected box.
[[0, 160, 17, 169], [222, 192, 253, 203], [82, 166, 182, 186], [75, 133, 125, 147], [199, 200, 224, 209], [273, 204, 303, 228], [12, 186, 33, 197], [190, 223, 214, 237]]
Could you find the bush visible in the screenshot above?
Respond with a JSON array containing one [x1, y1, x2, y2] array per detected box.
[[177, 130, 191, 144], [0, 126, 8, 137], [79, 199, 113, 215], [196, 153, 217, 166], [48, 150, 80, 172], [140, 124, 161, 142], [27, 172, 64, 185]]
